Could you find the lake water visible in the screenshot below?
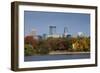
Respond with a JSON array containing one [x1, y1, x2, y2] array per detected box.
[[24, 53, 90, 62]]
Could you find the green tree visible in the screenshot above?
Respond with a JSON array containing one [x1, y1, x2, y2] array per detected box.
[[24, 44, 37, 56]]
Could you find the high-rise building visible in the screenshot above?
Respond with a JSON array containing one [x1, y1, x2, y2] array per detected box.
[[63, 26, 68, 37], [49, 26, 56, 35]]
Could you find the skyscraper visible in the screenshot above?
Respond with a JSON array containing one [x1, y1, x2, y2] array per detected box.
[[49, 26, 56, 35], [63, 26, 68, 37]]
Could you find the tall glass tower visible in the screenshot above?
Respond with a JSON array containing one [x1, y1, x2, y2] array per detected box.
[[49, 26, 56, 35], [64, 27, 68, 37]]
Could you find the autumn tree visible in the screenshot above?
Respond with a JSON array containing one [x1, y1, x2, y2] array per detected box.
[[24, 36, 38, 49], [45, 37, 72, 51], [24, 36, 38, 56], [71, 37, 90, 52]]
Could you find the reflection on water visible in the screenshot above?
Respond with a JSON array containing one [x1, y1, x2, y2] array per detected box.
[[24, 53, 90, 62]]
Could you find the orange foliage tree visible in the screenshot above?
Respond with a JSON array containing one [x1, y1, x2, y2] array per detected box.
[[24, 36, 38, 49]]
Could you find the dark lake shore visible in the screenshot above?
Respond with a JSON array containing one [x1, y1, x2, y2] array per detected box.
[[24, 52, 90, 62]]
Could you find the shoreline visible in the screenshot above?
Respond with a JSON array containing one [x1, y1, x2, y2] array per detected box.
[[49, 51, 90, 55], [25, 51, 90, 57]]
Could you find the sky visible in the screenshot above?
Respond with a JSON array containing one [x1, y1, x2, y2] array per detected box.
[[24, 11, 90, 36]]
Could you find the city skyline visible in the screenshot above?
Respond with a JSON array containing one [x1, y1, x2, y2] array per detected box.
[[24, 11, 90, 36]]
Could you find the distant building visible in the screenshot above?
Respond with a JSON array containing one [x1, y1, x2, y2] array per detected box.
[[46, 34, 62, 38], [72, 32, 87, 38], [46, 26, 60, 38], [30, 29, 37, 36], [67, 34, 72, 38], [28, 26, 87, 39], [63, 27, 68, 37], [43, 33, 47, 39], [46, 26, 70, 38], [49, 26, 56, 35], [30, 28, 38, 39], [37, 35, 42, 40], [78, 32, 84, 37]]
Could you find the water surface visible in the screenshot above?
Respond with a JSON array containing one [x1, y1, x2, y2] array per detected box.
[[24, 53, 90, 62]]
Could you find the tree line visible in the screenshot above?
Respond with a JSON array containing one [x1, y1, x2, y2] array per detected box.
[[24, 36, 90, 56]]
